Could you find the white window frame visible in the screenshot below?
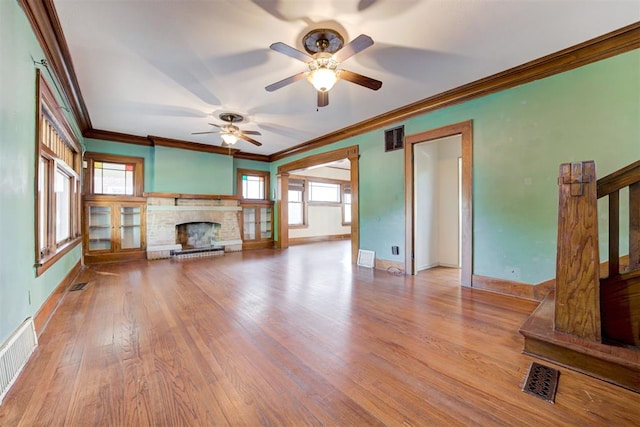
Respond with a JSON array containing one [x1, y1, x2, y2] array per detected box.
[[287, 179, 305, 227]]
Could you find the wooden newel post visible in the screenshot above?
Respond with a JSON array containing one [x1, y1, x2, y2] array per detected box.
[[555, 161, 601, 342]]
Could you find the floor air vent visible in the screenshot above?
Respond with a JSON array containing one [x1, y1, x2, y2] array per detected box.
[[522, 362, 559, 403], [0, 318, 37, 404], [70, 282, 88, 291]]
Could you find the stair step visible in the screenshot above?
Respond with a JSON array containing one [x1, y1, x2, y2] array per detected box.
[[519, 292, 640, 393]]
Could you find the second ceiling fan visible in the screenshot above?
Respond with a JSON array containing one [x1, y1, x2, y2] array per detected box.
[[266, 29, 382, 108], [192, 113, 262, 147]]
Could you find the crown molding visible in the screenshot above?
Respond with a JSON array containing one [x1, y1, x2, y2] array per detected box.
[[19, 0, 92, 132], [83, 128, 152, 146], [269, 22, 640, 161], [233, 152, 271, 162], [84, 129, 269, 160], [148, 135, 239, 156]]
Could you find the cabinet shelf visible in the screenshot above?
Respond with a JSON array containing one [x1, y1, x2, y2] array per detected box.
[[84, 200, 146, 263], [241, 201, 274, 250]]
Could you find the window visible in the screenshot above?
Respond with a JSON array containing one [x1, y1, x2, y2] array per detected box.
[[35, 71, 82, 275], [342, 184, 352, 225], [237, 169, 269, 200], [55, 169, 72, 242], [243, 175, 265, 199], [288, 179, 305, 226], [308, 181, 341, 203], [93, 162, 134, 195], [84, 152, 144, 196]]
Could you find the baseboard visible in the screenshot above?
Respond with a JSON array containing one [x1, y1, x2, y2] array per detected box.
[[289, 234, 351, 245], [472, 275, 539, 301], [375, 258, 404, 272], [33, 260, 82, 337], [472, 256, 633, 302], [416, 262, 439, 271]]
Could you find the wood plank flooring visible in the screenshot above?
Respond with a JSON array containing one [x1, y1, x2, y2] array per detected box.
[[2, 241, 639, 426]]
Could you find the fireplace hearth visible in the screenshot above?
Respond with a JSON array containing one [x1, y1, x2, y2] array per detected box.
[[146, 196, 243, 260]]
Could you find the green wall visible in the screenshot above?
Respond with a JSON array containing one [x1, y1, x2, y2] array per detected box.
[[272, 49, 640, 284], [153, 146, 233, 194], [0, 0, 83, 343], [85, 140, 247, 195]]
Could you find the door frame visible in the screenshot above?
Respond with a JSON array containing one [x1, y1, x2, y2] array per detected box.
[[404, 121, 473, 285], [277, 145, 360, 263]]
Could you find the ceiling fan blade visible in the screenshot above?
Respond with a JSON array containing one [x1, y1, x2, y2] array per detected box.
[[317, 90, 329, 108], [207, 123, 222, 128], [333, 34, 374, 63], [265, 71, 309, 92], [270, 42, 312, 63], [339, 69, 382, 90], [240, 135, 263, 147], [241, 130, 261, 136], [192, 131, 220, 135]]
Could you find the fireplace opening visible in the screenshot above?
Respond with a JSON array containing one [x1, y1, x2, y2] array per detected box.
[[175, 222, 222, 249]]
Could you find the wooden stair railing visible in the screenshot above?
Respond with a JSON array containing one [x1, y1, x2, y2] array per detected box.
[[597, 159, 640, 346], [555, 159, 640, 346], [555, 161, 602, 341], [519, 159, 640, 392]]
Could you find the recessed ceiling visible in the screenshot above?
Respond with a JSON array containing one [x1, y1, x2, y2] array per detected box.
[[52, 0, 640, 156]]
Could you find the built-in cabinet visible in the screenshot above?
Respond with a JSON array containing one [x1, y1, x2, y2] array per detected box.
[[241, 200, 273, 250], [83, 196, 147, 263]]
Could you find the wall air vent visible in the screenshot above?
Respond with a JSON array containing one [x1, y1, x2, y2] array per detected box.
[[384, 125, 404, 152]]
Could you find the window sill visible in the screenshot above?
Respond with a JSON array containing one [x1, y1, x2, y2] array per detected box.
[[240, 199, 273, 205], [288, 224, 308, 229], [36, 237, 81, 277], [307, 202, 342, 207]]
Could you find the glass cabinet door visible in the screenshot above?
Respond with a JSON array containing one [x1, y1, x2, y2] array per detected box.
[[260, 207, 272, 239], [243, 207, 256, 240], [120, 206, 141, 249], [88, 205, 112, 251]]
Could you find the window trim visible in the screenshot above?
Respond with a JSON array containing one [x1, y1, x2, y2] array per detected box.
[[35, 70, 82, 276], [342, 183, 352, 226], [83, 152, 144, 197], [237, 168, 270, 201], [287, 178, 307, 228]]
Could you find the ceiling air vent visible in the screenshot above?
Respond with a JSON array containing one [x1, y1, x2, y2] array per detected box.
[[384, 125, 404, 152]]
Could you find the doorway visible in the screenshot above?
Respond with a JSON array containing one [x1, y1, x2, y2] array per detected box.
[[404, 121, 473, 285], [277, 145, 360, 263], [413, 135, 462, 272]]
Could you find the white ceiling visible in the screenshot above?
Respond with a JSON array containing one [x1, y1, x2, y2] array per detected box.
[[53, 0, 640, 156]]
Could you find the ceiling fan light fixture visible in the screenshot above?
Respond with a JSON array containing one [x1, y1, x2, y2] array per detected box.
[[221, 133, 238, 145], [309, 67, 338, 92]]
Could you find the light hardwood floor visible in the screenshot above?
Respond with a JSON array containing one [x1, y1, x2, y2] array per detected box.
[[1, 241, 639, 426]]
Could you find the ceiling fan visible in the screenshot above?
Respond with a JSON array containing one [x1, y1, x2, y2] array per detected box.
[[265, 29, 382, 108], [192, 113, 262, 146]]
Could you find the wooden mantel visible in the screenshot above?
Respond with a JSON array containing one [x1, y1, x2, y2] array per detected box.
[[143, 192, 241, 200]]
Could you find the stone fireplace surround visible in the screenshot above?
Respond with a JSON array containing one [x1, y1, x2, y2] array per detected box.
[[146, 195, 242, 260]]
